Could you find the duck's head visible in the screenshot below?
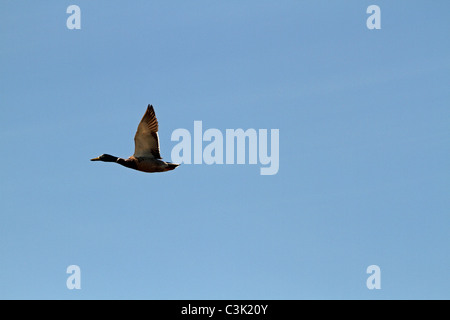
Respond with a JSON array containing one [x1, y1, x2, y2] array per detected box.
[[90, 154, 118, 162]]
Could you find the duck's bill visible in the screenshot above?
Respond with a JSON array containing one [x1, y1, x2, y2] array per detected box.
[[90, 157, 101, 161]]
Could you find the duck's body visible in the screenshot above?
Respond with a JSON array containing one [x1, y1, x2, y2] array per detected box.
[[91, 105, 179, 173], [119, 156, 179, 172]]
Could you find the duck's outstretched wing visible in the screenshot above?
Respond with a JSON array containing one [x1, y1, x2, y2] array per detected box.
[[133, 105, 162, 159]]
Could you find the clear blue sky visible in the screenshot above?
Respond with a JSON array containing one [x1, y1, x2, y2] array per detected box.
[[0, 1, 449, 299]]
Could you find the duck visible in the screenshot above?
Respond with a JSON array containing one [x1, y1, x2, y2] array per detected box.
[[90, 105, 179, 173]]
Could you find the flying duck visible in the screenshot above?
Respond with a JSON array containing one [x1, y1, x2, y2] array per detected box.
[[91, 105, 179, 173]]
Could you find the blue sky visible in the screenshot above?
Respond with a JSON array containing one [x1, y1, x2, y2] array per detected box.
[[0, 1, 449, 299]]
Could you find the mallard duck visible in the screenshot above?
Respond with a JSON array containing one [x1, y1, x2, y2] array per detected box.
[[91, 105, 179, 173]]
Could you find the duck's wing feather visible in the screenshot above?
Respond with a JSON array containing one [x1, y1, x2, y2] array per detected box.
[[133, 105, 162, 159]]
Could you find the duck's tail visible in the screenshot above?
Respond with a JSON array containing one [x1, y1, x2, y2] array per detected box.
[[166, 163, 180, 171]]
